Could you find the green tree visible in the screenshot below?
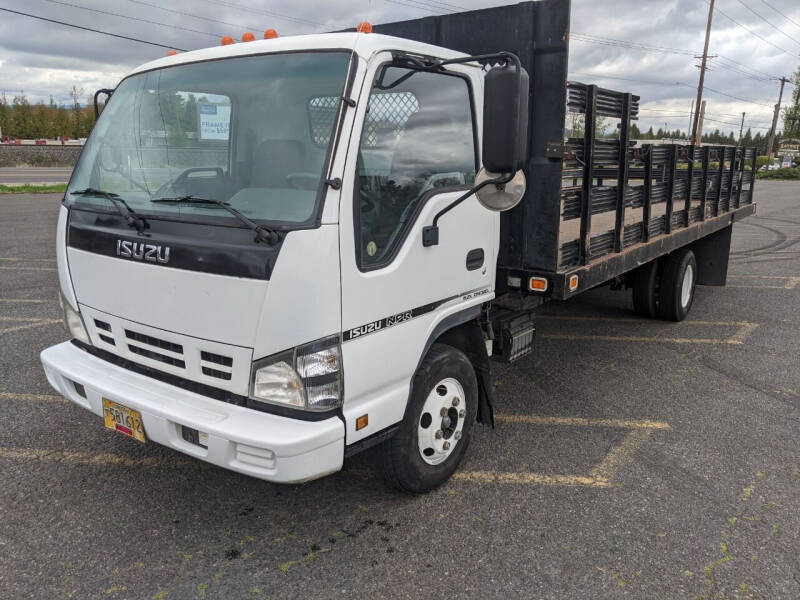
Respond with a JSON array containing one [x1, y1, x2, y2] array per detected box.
[[53, 106, 71, 138], [12, 94, 34, 138], [782, 65, 800, 140], [0, 92, 8, 138], [70, 85, 84, 138]]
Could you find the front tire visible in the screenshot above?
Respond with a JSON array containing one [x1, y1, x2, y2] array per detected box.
[[379, 343, 478, 493]]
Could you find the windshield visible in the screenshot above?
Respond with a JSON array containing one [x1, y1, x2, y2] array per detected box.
[[67, 51, 351, 226]]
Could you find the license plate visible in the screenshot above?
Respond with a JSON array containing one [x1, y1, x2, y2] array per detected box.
[[103, 398, 146, 443]]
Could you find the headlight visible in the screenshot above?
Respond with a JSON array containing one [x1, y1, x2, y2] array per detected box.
[[59, 292, 90, 344], [250, 335, 342, 412]]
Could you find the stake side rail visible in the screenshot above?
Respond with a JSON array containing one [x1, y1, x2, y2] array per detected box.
[[498, 81, 757, 301]]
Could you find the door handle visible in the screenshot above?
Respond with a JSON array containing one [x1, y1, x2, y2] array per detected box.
[[466, 248, 485, 271]]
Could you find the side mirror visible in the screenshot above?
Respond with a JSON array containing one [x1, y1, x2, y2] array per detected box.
[[93, 88, 114, 119], [482, 64, 529, 174]]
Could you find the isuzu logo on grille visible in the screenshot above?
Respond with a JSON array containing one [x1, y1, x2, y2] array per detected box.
[[116, 240, 170, 263]]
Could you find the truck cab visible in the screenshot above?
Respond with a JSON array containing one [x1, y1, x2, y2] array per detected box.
[[41, 30, 519, 491]]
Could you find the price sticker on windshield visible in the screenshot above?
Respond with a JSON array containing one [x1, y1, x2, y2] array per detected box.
[[199, 103, 231, 140]]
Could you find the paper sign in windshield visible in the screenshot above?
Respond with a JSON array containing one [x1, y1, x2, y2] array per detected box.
[[199, 103, 231, 140]]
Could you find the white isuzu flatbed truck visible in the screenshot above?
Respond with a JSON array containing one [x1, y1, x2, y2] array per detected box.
[[41, 1, 757, 492]]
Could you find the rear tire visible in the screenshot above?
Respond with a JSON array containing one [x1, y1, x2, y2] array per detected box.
[[379, 343, 478, 493], [658, 249, 697, 321], [631, 259, 660, 318]]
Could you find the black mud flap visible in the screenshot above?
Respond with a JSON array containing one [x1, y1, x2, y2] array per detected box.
[[439, 322, 495, 428]]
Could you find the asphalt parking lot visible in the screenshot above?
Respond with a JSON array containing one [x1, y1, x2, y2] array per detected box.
[[1, 181, 799, 599]]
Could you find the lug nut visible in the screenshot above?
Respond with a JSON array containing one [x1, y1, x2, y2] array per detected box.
[[442, 441, 451, 450], [440, 407, 448, 416], [455, 431, 462, 440], [452, 397, 460, 407], [435, 430, 443, 439], [459, 409, 465, 418]]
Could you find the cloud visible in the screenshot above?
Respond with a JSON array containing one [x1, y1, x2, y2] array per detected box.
[[0, 0, 797, 133]]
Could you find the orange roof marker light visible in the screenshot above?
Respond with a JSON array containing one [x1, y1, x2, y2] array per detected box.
[[242, 31, 256, 42], [264, 29, 279, 39], [221, 35, 235, 46], [356, 21, 372, 33], [166, 50, 178, 56]]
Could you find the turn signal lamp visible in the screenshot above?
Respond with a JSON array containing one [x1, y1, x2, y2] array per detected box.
[[166, 50, 178, 56], [242, 31, 255, 42], [356, 414, 369, 431], [264, 28, 279, 39], [356, 21, 373, 33], [221, 35, 235, 45], [568, 274, 579, 292], [529, 277, 548, 292]]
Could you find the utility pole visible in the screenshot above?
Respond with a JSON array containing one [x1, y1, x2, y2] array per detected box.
[[697, 101, 707, 144], [765, 76, 789, 164], [689, 99, 694, 138], [692, 0, 714, 145], [738, 112, 745, 145]]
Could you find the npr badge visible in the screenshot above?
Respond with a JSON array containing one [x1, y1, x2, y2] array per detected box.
[[366, 241, 377, 257]]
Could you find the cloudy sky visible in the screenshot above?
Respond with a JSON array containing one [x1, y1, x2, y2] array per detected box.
[[1, 0, 798, 136]]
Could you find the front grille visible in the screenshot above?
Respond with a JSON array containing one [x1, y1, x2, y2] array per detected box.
[[79, 306, 250, 395], [128, 344, 186, 368], [202, 366, 232, 380], [125, 330, 183, 354], [201, 351, 233, 367]]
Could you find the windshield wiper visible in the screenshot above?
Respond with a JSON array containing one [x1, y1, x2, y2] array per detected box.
[[152, 195, 280, 245], [70, 188, 148, 233]]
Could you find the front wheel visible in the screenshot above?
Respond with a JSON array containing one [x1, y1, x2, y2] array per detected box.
[[379, 343, 478, 493]]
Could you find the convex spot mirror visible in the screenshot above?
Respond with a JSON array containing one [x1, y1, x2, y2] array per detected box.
[[475, 167, 526, 212]]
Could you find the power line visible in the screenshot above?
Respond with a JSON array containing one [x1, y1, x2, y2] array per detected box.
[[640, 107, 761, 120], [708, 0, 800, 58], [0, 6, 186, 51], [758, 0, 800, 32], [637, 113, 772, 131], [571, 32, 694, 56], [382, 0, 467, 13], [382, 0, 442, 15], [37, 0, 224, 40], [570, 31, 781, 81], [702, 115, 772, 129], [121, 0, 274, 38], [192, 0, 323, 28], [732, 0, 800, 48], [703, 84, 776, 108], [570, 71, 776, 109]]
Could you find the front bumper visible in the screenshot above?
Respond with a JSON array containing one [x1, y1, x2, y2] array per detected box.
[[40, 341, 345, 483]]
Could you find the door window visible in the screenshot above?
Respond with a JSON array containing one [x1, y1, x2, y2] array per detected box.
[[356, 65, 477, 268]]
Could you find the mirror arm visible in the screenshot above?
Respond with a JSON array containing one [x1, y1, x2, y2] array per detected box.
[[422, 174, 512, 247], [93, 88, 114, 119], [421, 51, 524, 248]]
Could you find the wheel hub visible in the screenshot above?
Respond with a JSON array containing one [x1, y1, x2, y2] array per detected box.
[[417, 378, 466, 465], [681, 263, 694, 309]]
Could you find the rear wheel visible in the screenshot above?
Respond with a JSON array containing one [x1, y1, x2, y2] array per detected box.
[[631, 259, 660, 318], [658, 249, 697, 321], [379, 343, 478, 493]]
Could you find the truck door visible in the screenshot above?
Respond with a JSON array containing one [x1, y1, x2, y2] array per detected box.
[[339, 55, 497, 444]]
